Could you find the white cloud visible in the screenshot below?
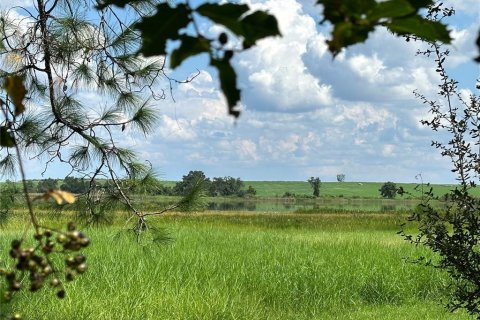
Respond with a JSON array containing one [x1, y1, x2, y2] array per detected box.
[[333, 103, 395, 130], [0, 1, 31, 9], [447, 24, 479, 66], [382, 144, 395, 157], [14, 0, 478, 184], [443, 0, 480, 16], [235, 0, 333, 112], [155, 115, 197, 141], [348, 54, 386, 83]]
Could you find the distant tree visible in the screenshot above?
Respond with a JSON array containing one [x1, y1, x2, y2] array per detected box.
[[336, 174, 346, 182], [37, 178, 58, 193], [210, 176, 244, 196], [61, 177, 89, 194], [379, 182, 397, 199], [308, 177, 321, 198], [174, 171, 210, 196]]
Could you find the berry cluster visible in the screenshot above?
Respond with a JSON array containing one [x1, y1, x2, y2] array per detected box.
[[0, 222, 89, 319]]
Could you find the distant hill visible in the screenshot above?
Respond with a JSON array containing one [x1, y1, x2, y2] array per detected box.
[[162, 180, 472, 199]]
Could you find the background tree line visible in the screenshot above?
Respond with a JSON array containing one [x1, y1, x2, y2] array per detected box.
[[26, 171, 257, 197], [165, 170, 256, 197]]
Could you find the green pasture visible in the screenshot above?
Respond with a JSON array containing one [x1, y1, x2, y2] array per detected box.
[[2, 180, 476, 200], [160, 180, 474, 199], [243, 181, 474, 198], [0, 212, 471, 319]]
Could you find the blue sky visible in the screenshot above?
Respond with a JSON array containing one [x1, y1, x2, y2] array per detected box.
[[3, 0, 480, 183]]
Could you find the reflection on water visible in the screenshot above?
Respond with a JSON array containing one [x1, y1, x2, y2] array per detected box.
[[203, 199, 419, 212], [207, 202, 257, 211]]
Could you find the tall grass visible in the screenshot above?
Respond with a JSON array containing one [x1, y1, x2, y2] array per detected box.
[[0, 212, 470, 319]]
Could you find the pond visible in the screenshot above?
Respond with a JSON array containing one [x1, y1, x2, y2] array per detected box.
[[205, 198, 419, 212]]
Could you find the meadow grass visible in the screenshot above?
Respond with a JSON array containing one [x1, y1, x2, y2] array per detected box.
[[243, 181, 479, 198], [0, 212, 472, 319], [161, 180, 477, 199]]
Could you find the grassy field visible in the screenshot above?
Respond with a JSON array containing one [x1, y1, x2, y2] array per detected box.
[[3, 180, 476, 201], [0, 212, 471, 319], [243, 181, 477, 198], [161, 180, 476, 199]]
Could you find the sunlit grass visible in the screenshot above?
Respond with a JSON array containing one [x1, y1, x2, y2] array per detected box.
[[0, 212, 471, 319]]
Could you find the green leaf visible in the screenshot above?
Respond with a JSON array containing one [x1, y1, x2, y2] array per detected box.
[[135, 3, 190, 56], [0, 154, 17, 177], [370, 0, 415, 20], [131, 104, 159, 134], [0, 126, 15, 147], [318, 0, 450, 55], [210, 57, 240, 118], [327, 21, 374, 56], [196, 3, 249, 36], [196, 4, 280, 47], [318, 0, 376, 24], [170, 35, 210, 69], [240, 11, 281, 47], [387, 16, 451, 43]]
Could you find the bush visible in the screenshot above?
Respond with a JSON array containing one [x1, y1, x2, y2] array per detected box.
[[245, 185, 257, 197]]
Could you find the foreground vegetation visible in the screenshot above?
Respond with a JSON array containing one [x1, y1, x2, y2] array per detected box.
[[0, 211, 471, 319]]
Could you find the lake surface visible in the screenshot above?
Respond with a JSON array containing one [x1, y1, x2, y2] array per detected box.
[[138, 196, 424, 213], [203, 198, 420, 212]]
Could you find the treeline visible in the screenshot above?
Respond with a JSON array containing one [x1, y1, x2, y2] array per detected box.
[[4, 170, 256, 197], [166, 171, 256, 197]]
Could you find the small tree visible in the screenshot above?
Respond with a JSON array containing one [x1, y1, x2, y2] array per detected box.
[[399, 5, 480, 316], [308, 177, 321, 197], [336, 174, 346, 182], [379, 182, 397, 199]]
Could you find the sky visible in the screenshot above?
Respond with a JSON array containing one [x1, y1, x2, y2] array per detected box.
[[2, 0, 480, 183]]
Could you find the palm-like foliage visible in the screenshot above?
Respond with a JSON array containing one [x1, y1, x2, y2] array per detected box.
[[0, 0, 200, 234]]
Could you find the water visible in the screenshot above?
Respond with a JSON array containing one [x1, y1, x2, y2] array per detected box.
[[203, 198, 419, 212]]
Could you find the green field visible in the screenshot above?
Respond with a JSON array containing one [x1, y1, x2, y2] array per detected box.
[[3, 179, 474, 200], [161, 180, 475, 199], [243, 181, 479, 198], [0, 212, 472, 319]]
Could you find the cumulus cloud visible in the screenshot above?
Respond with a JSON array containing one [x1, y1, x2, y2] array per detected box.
[[137, 0, 475, 181], [15, 0, 477, 183], [234, 0, 333, 112]]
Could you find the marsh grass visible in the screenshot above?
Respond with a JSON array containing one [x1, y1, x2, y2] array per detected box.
[[0, 212, 471, 319]]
